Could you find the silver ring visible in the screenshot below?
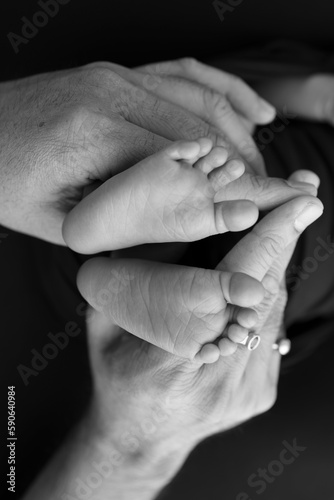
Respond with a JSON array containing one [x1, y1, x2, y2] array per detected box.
[[238, 332, 261, 351], [272, 338, 291, 355]]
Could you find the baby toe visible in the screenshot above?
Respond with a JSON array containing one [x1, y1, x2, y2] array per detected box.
[[214, 200, 259, 234], [195, 146, 229, 174], [166, 140, 201, 162], [209, 159, 245, 190], [230, 307, 258, 329], [167, 138, 213, 165], [227, 324, 250, 343], [195, 343, 220, 364], [220, 271, 264, 307], [218, 337, 238, 357], [288, 170, 320, 190], [196, 137, 214, 159]]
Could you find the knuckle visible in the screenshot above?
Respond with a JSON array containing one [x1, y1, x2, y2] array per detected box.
[[179, 57, 199, 72], [82, 60, 112, 71], [258, 232, 285, 262], [203, 88, 231, 119], [239, 141, 259, 163], [68, 103, 94, 126], [43, 104, 95, 152], [53, 105, 116, 174], [65, 104, 101, 139], [261, 274, 280, 301], [250, 174, 266, 192], [81, 62, 125, 91]]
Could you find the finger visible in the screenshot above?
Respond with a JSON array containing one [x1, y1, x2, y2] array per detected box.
[[214, 172, 318, 210], [216, 196, 324, 281], [239, 116, 256, 134], [94, 62, 236, 159], [117, 86, 236, 158], [262, 241, 297, 290], [139, 72, 265, 172], [247, 279, 287, 375], [288, 170, 320, 189], [136, 58, 276, 124], [103, 62, 264, 172], [130, 73, 265, 173]]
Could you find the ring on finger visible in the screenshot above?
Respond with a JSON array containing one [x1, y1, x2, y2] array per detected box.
[[238, 332, 261, 351]]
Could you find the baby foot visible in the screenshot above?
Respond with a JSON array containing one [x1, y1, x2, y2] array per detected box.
[[77, 257, 265, 364], [63, 138, 258, 253]]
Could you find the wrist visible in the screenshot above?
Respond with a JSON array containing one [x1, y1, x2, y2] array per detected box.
[[84, 395, 194, 492]]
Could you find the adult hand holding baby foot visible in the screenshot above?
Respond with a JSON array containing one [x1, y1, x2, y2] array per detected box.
[[77, 193, 323, 367], [0, 58, 315, 245], [62, 135, 318, 254], [35, 193, 323, 500]]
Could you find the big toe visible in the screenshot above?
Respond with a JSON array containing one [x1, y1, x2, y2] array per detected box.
[[221, 272, 265, 307], [166, 138, 212, 164]]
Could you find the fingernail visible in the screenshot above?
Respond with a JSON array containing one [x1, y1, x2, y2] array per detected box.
[[294, 202, 324, 232], [258, 98, 276, 120], [287, 180, 317, 195]]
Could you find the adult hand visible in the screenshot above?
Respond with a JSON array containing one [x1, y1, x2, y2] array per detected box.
[[23, 192, 322, 500], [0, 60, 312, 244], [78, 193, 323, 449], [118, 58, 276, 172]]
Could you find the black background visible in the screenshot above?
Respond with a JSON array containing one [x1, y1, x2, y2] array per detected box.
[[1, 1, 334, 499]]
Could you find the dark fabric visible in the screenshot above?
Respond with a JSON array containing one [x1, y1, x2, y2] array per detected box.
[[0, 235, 91, 497], [1, 0, 334, 80], [209, 40, 334, 81], [2, 1, 334, 498]]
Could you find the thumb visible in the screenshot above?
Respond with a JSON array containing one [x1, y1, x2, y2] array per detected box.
[[216, 195, 323, 281]]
